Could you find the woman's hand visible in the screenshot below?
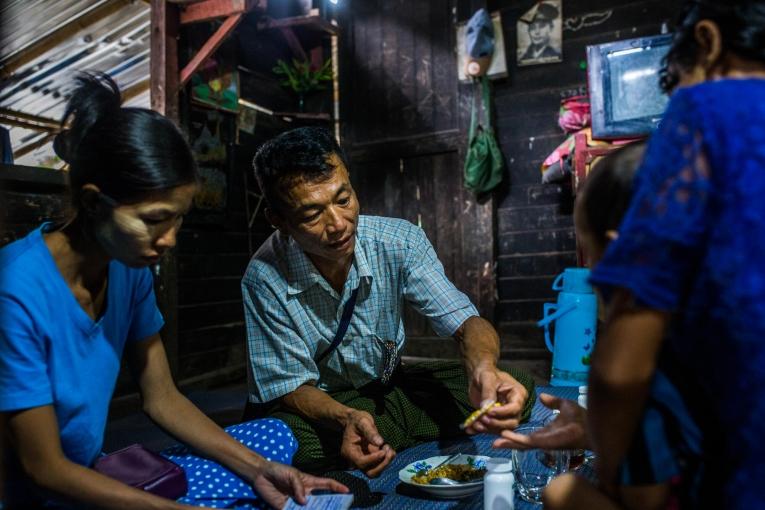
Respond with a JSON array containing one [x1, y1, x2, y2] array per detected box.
[[130, 337, 348, 507], [492, 393, 589, 450], [251, 461, 349, 508]]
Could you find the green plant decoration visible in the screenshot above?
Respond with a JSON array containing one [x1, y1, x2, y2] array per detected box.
[[273, 58, 333, 112]]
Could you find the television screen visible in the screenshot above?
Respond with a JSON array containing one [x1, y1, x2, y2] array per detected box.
[[587, 34, 672, 139]]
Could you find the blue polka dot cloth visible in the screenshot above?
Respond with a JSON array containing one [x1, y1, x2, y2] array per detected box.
[[161, 418, 298, 508]]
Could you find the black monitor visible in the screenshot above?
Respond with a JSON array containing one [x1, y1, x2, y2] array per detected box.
[[587, 34, 673, 139]]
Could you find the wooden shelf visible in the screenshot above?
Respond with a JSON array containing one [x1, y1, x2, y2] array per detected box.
[[190, 98, 239, 115], [0, 163, 67, 190], [257, 15, 338, 36], [275, 111, 331, 121]]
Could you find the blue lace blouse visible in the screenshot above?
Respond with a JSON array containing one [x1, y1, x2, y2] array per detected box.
[[590, 79, 765, 509]]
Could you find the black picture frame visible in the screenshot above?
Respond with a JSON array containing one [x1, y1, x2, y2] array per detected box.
[[587, 34, 673, 139]]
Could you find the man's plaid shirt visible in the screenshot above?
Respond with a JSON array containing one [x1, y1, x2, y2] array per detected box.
[[242, 215, 478, 403]]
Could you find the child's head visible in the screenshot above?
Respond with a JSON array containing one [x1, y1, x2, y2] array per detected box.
[[574, 142, 647, 268], [660, 0, 765, 93]]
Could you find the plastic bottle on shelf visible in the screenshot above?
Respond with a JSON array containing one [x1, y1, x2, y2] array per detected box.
[[578, 385, 588, 409], [484, 458, 514, 510]]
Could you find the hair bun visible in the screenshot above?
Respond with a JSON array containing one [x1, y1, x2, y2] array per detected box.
[[52, 129, 73, 163], [57, 72, 122, 163]]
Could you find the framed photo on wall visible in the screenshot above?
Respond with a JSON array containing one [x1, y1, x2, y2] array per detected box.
[[517, 0, 563, 66]]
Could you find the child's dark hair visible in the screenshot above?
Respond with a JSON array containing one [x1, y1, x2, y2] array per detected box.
[[53, 73, 197, 207], [660, 0, 765, 93], [580, 142, 647, 244], [252, 126, 349, 214]]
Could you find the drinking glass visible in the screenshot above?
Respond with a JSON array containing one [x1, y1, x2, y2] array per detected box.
[[511, 423, 571, 503], [541, 412, 588, 470]]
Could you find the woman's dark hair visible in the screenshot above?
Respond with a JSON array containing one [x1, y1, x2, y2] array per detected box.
[[252, 126, 349, 214], [660, 0, 765, 92], [54, 73, 197, 207], [580, 142, 647, 244]]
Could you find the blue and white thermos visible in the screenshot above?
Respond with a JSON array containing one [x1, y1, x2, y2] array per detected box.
[[537, 268, 597, 386]]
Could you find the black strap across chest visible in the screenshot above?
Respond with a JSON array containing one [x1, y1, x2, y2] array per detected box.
[[316, 286, 359, 364]]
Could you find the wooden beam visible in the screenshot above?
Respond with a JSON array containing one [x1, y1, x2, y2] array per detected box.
[[0, 108, 59, 132], [180, 0, 248, 24], [279, 27, 307, 61], [275, 112, 330, 121], [310, 46, 323, 72], [150, 0, 180, 121], [121, 78, 150, 103], [0, 0, 132, 80], [150, 0, 180, 377], [258, 15, 339, 36], [348, 129, 462, 162], [13, 132, 58, 159], [0, 163, 67, 189], [0, 117, 57, 133], [180, 14, 243, 86]]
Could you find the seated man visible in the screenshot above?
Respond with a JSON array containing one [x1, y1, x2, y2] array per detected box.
[[241, 127, 535, 476]]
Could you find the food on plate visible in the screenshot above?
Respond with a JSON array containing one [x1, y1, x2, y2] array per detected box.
[[411, 463, 487, 485]]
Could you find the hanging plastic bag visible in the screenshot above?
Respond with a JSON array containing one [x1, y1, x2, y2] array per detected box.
[[465, 8, 495, 77], [464, 75, 504, 194]]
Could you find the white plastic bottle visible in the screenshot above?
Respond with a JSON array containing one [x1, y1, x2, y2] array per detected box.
[[484, 458, 514, 510], [578, 385, 588, 409]]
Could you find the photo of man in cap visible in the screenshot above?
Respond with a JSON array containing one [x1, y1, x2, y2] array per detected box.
[[517, 1, 562, 66]]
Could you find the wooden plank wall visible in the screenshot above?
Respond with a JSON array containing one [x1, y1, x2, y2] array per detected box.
[[0, 164, 68, 246], [174, 110, 250, 385], [451, 0, 681, 364], [171, 109, 291, 388], [340, 0, 680, 369], [0, 164, 70, 247], [341, 0, 457, 142]]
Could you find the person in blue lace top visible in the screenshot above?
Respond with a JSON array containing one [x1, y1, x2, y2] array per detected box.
[[584, 2, 765, 508]]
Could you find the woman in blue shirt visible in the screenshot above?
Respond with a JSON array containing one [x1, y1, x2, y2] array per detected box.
[[583, 1, 765, 508], [0, 74, 345, 509]]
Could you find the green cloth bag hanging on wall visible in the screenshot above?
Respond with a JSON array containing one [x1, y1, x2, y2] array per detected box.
[[464, 75, 504, 194]]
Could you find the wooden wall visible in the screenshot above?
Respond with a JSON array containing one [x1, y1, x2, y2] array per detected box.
[[341, 0, 457, 142], [339, 0, 681, 368], [472, 0, 680, 363], [0, 165, 68, 245], [173, 108, 260, 385]]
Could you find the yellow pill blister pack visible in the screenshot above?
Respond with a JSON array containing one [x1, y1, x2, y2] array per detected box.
[[460, 400, 501, 430]]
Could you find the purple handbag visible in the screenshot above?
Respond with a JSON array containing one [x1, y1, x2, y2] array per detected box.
[[93, 444, 188, 499]]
